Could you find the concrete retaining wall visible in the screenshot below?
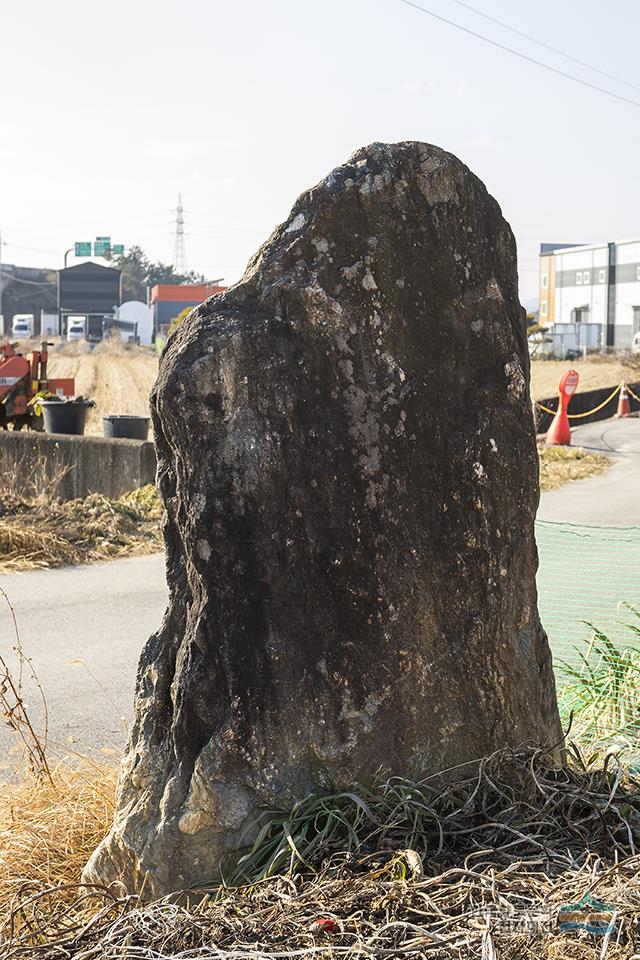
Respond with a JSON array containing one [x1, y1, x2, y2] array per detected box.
[[0, 431, 157, 501]]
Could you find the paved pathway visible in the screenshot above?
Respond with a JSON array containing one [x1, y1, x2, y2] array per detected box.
[[538, 417, 640, 525], [0, 554, 168, 772]]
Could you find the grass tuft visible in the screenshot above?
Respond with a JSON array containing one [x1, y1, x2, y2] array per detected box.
[[558, 604, 640, 756], [0, 761, 117, 906], [538, 444, 611, 491]]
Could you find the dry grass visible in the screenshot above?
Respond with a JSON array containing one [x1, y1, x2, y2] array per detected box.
[[0, 343, 636, 956], [538, 444, 611, 492], [0, 587, 51, 781], [0, 761, 117, 897], [531, 356, 640, 401], [0, 484, 163, 573], [1, 598, 639, 959], [2, 747, 640, 958]]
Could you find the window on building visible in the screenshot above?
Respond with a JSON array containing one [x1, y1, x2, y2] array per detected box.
[[634, 306, 640, 335], [599, 269, 606, 283], [541, 273, 549, 289], [540, 301, 548, 317], [576, 272, 582, 285], [583, 270, 590, 284]]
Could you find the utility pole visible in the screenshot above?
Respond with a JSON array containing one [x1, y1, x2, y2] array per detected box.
[[0, 228, 4, 330], [172, 194, 188, 274]]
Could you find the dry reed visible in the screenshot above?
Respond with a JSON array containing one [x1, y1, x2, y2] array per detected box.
[[0, 588, 50, 780]]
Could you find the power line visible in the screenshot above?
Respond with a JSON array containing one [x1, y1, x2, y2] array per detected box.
[[448, 0, 640, 93], [10, 286, 57, 305], [396, 0, 640, 109], [1, 240, 61, 256], [0, 270, 55, 286]]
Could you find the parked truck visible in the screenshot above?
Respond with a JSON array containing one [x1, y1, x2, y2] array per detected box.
[[65, 314, 104, 343], [11, 314, 35, 339], [66, 316, 86, 342]]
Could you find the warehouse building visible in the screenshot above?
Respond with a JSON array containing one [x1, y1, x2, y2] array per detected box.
[[539, 239, 640, 354], [150, 282, 225, 335], [58, 261, 122, 340]]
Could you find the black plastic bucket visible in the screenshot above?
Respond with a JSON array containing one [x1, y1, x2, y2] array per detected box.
[[103, 415, 150, 441], [41, 399, 92, 436]]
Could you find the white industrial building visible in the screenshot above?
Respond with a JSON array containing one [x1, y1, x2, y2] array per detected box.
[[539, 239, 640, 355]]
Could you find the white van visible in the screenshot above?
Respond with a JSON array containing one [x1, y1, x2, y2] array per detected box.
[[66, 316, 86, 342], [12, 314, 34, 338]]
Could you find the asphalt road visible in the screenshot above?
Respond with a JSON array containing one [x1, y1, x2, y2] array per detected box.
[[0, 554, 168, 773], [1, 417, 636, 773], [538, 416, 640, 525]]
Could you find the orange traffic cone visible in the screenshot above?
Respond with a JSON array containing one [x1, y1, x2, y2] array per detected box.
[[546, 369, 579, 446], [617, 382, 631, 418]]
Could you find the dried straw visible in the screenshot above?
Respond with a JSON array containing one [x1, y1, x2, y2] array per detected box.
[[0, 485, 163, 573], [2, 745, 640, 959]]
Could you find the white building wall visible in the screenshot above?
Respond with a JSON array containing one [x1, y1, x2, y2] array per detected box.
[[614, 240, 640, 347], [552, 244, 608, 348], [542, 238, 640, 352], [614, 240, 640, 266]]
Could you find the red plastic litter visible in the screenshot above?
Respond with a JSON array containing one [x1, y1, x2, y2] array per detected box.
[[310, 918, 336, 933]]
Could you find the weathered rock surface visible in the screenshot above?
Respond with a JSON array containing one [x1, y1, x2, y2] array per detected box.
[[86, 141, 561, 896]]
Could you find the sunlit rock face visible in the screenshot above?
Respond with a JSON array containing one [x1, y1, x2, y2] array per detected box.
[[85, 141, 561, 897]]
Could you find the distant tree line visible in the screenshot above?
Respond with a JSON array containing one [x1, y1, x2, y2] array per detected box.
[[105, 246, 205, 302]]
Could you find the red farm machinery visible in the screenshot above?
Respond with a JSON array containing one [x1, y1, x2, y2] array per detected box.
[[0, 341, 75, 430]]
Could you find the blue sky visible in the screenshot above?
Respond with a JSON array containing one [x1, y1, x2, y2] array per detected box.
[[1, 0, 639, 301]]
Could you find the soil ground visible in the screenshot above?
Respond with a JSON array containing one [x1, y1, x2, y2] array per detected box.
[[531, 355, 640, 399], [47, 339, 158, 435]]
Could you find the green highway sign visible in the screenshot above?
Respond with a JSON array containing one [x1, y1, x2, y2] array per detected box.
[[75, 242, 91, 257], [112, 244, 125, 254], [94, 240, 111, 256], [95, 235, 110, 241]]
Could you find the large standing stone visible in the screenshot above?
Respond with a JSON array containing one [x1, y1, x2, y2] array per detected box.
[[86, 141, 561, 896]]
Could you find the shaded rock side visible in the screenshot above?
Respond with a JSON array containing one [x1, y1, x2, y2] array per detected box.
[[86, 141, 561, 896]]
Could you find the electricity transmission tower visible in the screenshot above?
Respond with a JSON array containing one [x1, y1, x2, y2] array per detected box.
[[172, 194, 188, 273]]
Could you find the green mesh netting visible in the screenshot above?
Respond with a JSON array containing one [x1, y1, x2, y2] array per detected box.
[[536, 520, 640, 751]]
